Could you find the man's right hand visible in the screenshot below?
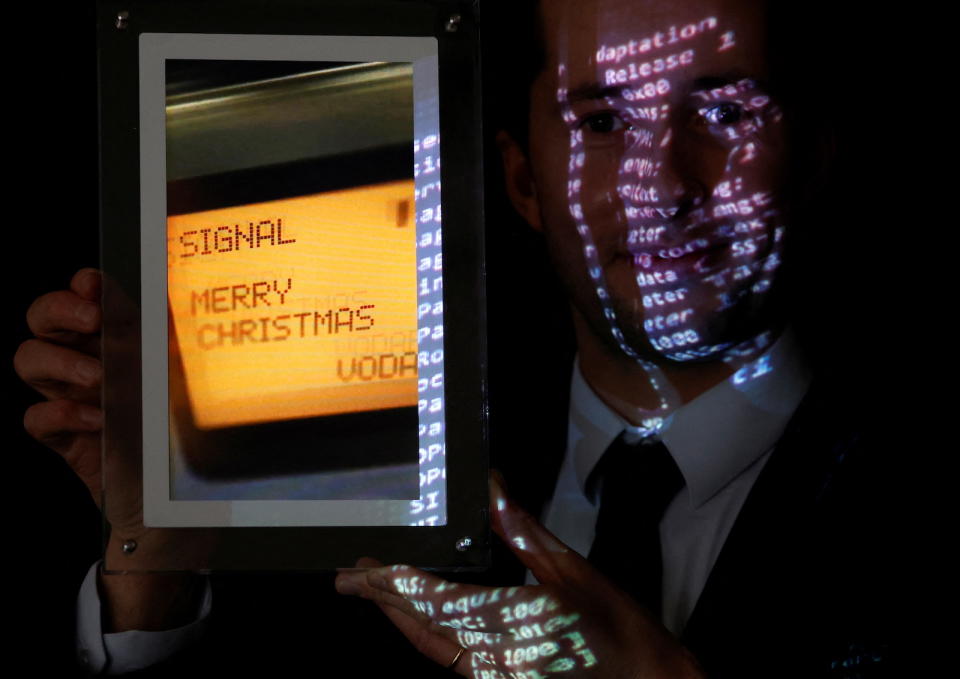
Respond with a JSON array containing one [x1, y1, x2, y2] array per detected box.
[[15, 268, 207, 636], [16, 268, 104, 504]]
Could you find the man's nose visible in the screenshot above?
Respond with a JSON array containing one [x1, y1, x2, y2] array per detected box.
[[619, 126, 706, 221]]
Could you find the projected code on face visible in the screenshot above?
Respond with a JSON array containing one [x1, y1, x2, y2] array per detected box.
[[552, 7, 787, 423], [167, 181, 418, 429]]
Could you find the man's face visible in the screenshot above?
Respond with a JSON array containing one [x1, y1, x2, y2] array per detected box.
[[527, 0, 789, 363]]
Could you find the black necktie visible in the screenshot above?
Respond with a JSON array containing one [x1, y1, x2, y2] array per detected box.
[[587, 432, 685, 618]]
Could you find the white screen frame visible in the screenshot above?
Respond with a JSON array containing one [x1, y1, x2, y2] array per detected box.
[[139, 33, 446, 527]]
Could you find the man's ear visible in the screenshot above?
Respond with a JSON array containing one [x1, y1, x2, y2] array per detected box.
[[496, 130, 542, 232]]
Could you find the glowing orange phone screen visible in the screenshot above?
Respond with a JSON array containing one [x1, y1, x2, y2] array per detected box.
[[167, 180, 417, 429]]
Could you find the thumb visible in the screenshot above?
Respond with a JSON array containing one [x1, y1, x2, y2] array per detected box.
[[489, 474, 592, 586]]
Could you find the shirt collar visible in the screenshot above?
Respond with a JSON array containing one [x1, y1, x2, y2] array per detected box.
[[568, 330, 811, 509]]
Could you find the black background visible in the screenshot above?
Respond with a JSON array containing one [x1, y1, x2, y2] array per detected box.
[[11, 1, 102, 669]]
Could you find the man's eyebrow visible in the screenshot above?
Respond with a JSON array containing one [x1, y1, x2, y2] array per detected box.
[[562, 83, 626, 103], [562, 77, 772, 103], [691, 74, 772, 93]]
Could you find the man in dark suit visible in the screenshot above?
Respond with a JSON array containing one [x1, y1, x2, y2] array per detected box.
[[17, 0, 895, 675], [335, 0, 895, 677]]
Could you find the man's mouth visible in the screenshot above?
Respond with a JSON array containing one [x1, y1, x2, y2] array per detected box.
[[626, 238, 729, 274]]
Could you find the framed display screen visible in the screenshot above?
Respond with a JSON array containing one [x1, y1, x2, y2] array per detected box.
[[167, 180, 419, 429], [99, 1, 486, 570]]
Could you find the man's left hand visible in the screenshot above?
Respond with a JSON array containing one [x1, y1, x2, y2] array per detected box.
[[334, 476, 704, 679]]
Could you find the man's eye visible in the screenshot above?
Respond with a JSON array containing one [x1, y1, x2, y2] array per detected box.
[[700, 102, 743, 125], [580, 112, 628, 133]]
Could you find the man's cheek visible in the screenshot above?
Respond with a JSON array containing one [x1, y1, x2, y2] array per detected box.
[[577, 162, 629, 229], [540, 201, 591, 273]]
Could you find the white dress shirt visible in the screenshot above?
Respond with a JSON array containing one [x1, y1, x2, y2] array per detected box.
[[539, 331, 810, 635]]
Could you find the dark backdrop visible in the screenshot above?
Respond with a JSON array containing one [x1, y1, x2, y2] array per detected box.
[[11, 2, 917, 674], [11, 2, 101, 673]]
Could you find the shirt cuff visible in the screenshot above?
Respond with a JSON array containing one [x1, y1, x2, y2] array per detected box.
[[76, 561, 212, 674]]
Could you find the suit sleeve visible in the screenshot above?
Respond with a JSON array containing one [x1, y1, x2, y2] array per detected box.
[[75, 561, 212, 674]]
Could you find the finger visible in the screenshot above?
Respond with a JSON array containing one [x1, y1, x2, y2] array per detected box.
[[26, 290, 101, 344], [24, 399, 103, 443], [338, 562, 488, 676], [334, 570, 433, 648], [336, 565, 437, 625], [14, 339, 102, 401], [70, 268, 102, 302], [490, 475, 595, 587], [337, 564, 455, 624], [372, 599, 477, 677], [339, 563, 537, 640]]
